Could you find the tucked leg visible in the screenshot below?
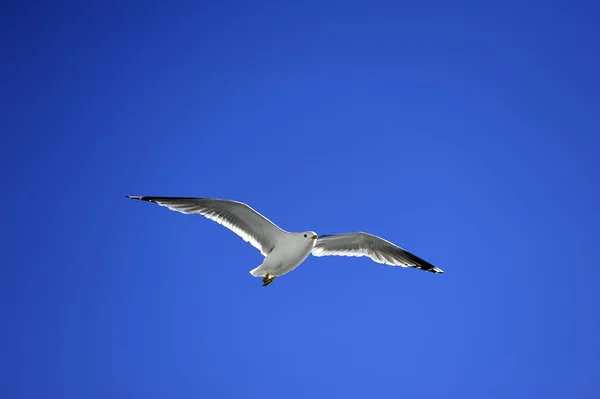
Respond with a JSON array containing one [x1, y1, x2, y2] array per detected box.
[[262, 273, 275, 287]]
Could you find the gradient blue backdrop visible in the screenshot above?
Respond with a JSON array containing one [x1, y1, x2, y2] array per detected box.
[[3, 1, 599, 398]]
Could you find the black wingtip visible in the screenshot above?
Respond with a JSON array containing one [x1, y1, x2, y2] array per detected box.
[[418, 264, 444, 274], [126, 195, 150, 202], [125, 196, 167, 206], [402, 250, 444, 274]]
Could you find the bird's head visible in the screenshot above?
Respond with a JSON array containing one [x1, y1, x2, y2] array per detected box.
[[301, 231, 318, 241]]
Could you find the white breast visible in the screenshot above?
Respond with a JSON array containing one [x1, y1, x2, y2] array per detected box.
[[262, 234, 316, 276]]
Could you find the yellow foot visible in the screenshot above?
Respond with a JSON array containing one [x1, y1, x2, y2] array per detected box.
[[262, 273, 275, 287]]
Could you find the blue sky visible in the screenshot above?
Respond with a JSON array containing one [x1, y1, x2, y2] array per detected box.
[[2, 1, 599, 398]]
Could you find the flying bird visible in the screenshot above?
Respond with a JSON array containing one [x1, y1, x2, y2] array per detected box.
[[126, 196, 443, 286]]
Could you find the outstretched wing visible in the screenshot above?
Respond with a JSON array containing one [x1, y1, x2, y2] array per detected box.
[[126, 196, 286, 256], [312, 232, 443, 274]]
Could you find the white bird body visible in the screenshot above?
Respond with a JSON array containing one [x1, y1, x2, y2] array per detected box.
[[126, 196, 443, 286], [250, 232, 318, 278]]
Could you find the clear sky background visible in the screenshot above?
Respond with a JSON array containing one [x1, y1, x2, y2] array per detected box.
[[2, 1, 600, 398]]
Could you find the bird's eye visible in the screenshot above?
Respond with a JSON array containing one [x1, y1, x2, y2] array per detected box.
[[304, 234, 307, 238]]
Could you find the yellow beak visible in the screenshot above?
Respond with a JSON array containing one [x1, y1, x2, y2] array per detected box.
[[312, 234, 318, 240]]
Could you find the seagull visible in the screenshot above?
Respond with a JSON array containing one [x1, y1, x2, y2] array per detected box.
[[126, 196, 443, 286]]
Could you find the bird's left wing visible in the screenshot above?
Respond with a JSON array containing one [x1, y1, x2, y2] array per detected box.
[[126, 196, 286, 256], [312, 232, 443, 274]]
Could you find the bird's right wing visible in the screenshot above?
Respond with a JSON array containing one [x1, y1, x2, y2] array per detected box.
[[126, 196, 286, 256], [312, 232, 443, 274]]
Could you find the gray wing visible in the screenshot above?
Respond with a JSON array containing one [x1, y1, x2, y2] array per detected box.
[[126, 196, 286, 256], [312, 232, 443, 274]]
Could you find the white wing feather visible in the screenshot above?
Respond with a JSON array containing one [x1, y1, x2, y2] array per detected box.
[[313, 232, 443, 273], [126, 196, 286, 256]]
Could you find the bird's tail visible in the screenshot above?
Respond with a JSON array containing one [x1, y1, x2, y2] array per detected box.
[[249, 265, 265, 277]]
